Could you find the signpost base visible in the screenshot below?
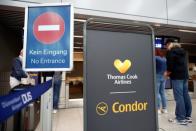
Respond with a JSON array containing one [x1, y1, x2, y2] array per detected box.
[[40, 77, 53, 131]]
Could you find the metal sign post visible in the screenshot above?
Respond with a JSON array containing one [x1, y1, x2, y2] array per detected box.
[[40, 76, 53, 131]]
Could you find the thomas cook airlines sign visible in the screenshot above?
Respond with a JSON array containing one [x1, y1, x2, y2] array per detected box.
[[23, 4, 73, 71], [85, 29, 157, 131]]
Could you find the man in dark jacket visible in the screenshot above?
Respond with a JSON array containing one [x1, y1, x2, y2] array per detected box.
[[10, 49, 28, 88], [166, 41, 192, 125]]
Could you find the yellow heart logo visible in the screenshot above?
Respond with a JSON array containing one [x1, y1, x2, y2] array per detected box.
[[114, 59, 131, 74]]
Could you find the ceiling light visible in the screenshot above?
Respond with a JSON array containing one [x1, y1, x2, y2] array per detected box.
[[74, 19, 86, 22], [74, 35, 83, 38], [178, 29, 196, 33], [74, 47, 83, 49], [91, 21, 139, 28], [154, 24, 161, 27]]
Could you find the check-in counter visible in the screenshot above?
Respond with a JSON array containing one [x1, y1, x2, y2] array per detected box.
[[66, 77, 83, 99], [190, 75, 196, 98], [188, 80, 194, 92], [58, 53, 84, 108], [66, 55, 83, 99]]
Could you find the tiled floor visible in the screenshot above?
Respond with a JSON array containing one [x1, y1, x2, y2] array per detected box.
[[158, 99, 196, 131], [51, 99, 196, 131], [52, 108, 83, 131]]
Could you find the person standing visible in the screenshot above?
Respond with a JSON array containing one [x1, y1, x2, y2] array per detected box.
[[155, 49, 168, 114], [9, 49, 30, 130], [166, 40, 192, 125], [10, 49, 28, 89], [53, 72, 62, 113]]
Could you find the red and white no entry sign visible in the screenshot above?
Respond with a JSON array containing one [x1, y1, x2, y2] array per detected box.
[[33, 12, 65, 44]]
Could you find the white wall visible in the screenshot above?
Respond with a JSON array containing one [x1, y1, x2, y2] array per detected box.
[[66, 0, 168, 24], [10, 0, 61, 3], [167, 0, 196, 27], [2, 0, 196, 27], [3, 0, 168, 24]]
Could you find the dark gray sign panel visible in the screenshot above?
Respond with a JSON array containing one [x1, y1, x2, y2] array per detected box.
[[85, 29, 157, 131]]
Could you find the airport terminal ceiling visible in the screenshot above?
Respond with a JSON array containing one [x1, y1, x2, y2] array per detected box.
[[0, 5, 196, 54]]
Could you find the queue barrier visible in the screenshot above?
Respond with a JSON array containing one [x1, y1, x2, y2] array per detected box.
[[0, 80, 52, 123]]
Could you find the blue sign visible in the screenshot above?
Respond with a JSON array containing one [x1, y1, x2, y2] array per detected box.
[[0, 80, 52, 123], [24, 4, 73, 71]]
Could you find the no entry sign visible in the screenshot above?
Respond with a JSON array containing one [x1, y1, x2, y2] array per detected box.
[[33, 12, 65, 44], [23, 4, 73, 71]]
